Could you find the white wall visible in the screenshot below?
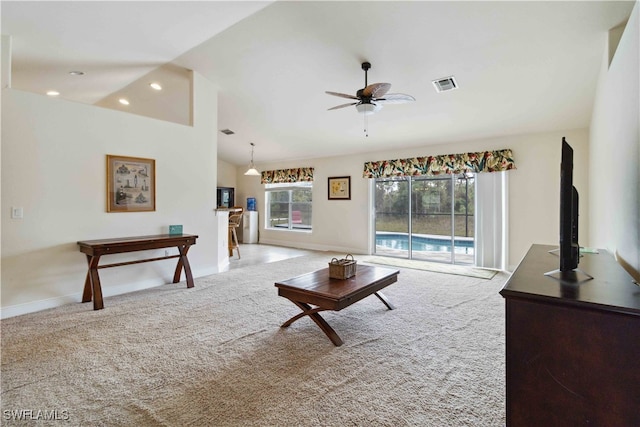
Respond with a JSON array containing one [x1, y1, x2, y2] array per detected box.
[[1, 35, 11, 89], [236, 128, 590, 269], [1, 72, 221, 318], [217, 159, 238, 189], [238, 154, 373, 255], [589, 1, 639, 277]]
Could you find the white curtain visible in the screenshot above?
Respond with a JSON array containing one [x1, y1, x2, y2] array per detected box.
[[475, 171, 508, 270]]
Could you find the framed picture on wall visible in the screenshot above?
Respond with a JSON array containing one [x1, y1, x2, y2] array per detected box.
[[106, 155, 156, 212], [328, 176, 351, 200]]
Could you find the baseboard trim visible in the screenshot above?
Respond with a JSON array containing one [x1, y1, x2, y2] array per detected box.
[[1, 294, 80, 319], [1, 266, 220, 319], [257, 238, 366, 255]]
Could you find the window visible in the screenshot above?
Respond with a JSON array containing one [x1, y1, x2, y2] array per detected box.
[[265, 182, 312, 231]]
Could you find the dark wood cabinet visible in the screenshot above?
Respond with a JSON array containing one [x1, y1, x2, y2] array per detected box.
[[500, 244, 640, 426]]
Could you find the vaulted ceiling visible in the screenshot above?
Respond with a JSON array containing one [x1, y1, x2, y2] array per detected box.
[[2, 1, 635, 166]]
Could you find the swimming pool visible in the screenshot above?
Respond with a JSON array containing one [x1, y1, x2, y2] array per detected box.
[[376, 233, 474, 254]]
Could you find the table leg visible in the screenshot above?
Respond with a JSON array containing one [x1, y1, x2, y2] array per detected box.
[[374, 291, 395, 310], [281, 301, 344, 346], [82, 255, 93, 303], [174, 244, 195, 288], [83, 255, 104, 310]]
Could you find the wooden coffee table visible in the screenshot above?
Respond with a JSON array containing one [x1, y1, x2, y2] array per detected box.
[[275, 264, 399, 346]]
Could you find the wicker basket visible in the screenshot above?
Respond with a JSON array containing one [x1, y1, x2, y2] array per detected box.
[[329, 254, 357, 279]]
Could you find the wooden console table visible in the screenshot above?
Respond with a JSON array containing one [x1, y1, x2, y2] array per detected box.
[[77, 234, 198, 310], [500, 244, 640, 426]]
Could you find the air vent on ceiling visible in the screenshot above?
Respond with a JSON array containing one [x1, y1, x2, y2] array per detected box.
[[220, 129, 235, 135], [432, 76, 458, 93]]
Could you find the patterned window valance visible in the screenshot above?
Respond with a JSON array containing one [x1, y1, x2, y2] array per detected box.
[[261, 167, 314, 184], [363, 149, 516, 178]]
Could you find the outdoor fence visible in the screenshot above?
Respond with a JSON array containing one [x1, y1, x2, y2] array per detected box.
[[375, 212, 475, 237]]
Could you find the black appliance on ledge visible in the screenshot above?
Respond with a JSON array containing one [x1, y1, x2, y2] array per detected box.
[[216, 187, 234, 209]]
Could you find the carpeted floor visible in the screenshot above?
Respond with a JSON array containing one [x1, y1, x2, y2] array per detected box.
[[1, 253, 509, 426]]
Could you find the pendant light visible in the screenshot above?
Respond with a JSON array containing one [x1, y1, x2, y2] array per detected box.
[[244, 142, 260, 176]]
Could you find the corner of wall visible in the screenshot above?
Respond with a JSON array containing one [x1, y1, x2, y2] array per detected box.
[[1, 35, 12, 89], [608, 19, 627, 67], [589, 0, 639, 273]]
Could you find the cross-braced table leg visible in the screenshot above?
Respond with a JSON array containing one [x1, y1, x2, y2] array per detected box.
[[174, 244, 195, 288], [281, 301, 344, 346], [280, 294, 395, 346], [374, 291, 395, 310], [82, 254, 104, 310]]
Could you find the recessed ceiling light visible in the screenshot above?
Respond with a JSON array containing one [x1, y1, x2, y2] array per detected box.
[[149, 82, 162, 91], [46, 90, 60, 97], [119, 98, 130, 105], [69, 71, 85, 76]]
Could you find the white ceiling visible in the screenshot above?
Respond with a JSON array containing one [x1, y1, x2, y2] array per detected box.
[[2, 1, 635, 166]]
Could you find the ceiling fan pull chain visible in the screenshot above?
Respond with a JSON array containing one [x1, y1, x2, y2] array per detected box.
[[364, 114, 369, 137]]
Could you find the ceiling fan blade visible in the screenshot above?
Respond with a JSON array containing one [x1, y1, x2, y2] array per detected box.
[[325, 91, 359, 100], [362, 83, 391, 98], [328, 102, 357, 111], [375, 93, 416, 104]]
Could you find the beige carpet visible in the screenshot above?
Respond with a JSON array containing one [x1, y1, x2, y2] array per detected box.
[[1, 253, 508, 426], [363, 256, 499, 280]]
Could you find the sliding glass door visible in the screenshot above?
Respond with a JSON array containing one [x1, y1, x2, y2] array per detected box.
[[374, 179, 410, 258], [374, 174, 475, 265], [410, 177, 453, 262]]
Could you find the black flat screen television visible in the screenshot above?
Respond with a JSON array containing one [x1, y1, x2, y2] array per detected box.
[[559, 137, 580, 272]]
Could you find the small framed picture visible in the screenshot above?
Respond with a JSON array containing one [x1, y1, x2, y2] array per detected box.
[[328, 176, 351, 200], [106, 155, 156, 212]]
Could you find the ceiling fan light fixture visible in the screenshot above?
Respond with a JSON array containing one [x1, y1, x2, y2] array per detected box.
[[244, 142, 260, 176], [326, 62, 413, 119], [356, 103, 381, 115]]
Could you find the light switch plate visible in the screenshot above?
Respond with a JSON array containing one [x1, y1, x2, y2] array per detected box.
[[11, 207, 23, 219]]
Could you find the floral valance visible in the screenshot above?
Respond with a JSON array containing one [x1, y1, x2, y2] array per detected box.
[[261, 167, 314, 184], [363, 149, 516, 178]]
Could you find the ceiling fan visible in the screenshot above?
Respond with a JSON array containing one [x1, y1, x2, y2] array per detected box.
[[326, 62, 415, 115]]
